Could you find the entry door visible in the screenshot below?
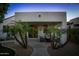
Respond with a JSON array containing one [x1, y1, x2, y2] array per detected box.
[[29, 25, 38, 38]]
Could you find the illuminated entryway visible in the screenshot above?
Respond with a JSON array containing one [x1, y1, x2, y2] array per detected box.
[[28, 25, 38, 38], [27, 22, 61, 39]]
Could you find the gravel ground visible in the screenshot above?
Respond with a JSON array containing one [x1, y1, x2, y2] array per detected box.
[[48, 41, 79, 56], [1, 39, 79, 56], [1, 40, 33, 56]]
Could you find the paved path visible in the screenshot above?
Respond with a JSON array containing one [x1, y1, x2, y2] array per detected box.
[[31, 46, 49, 56], [28, 39, 50, 56]]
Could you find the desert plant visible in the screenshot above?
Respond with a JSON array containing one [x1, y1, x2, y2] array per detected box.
[[7, 21, 30, 48], [47, 25, 60, 39], [47, 25, 61, 49]]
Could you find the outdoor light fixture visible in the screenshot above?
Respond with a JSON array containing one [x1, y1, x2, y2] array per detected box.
[[38, 14, 41, 18]]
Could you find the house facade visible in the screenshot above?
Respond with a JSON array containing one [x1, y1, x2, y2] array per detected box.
[[3, 12, 67, 45], [68, 17, 79, 29]]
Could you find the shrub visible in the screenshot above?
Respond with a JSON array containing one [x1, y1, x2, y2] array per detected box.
[[68, 28, 79, 44]]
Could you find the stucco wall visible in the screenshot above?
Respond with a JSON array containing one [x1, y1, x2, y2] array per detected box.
[[15, 12, 67, 28], [15, 12, 66, 22]]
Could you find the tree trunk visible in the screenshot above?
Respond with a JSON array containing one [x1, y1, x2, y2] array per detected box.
[[24, 33, 27, 48], [14, 34, 26, 48], [51, 33, 56, 49], [19, 31, 26, 47]]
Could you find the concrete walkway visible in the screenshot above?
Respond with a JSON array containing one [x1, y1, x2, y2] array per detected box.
[[28, 38, 50, 56]]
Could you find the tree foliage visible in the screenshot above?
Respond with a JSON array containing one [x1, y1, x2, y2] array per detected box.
[[0, 3, 9, 23], [7, 21, 30, 48]]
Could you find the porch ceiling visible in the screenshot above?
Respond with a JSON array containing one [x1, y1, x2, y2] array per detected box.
[[22, 22, 61, 26]]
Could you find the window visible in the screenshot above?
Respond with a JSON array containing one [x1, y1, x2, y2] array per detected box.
[[74, 24, 79, 27], [3, 25, 9, 32]]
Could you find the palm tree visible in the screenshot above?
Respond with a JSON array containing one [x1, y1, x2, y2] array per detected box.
[[47, 25, 61, 49], [7, 21, 30, 48]]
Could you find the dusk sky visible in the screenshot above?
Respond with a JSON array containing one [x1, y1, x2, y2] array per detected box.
[[5, 3, 79, 21]]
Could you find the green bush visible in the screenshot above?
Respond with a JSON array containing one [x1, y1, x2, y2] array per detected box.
[[68, 28, 79, 44]]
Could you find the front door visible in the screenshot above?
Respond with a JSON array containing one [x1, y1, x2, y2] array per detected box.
[[28, 25, 38, 38]]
